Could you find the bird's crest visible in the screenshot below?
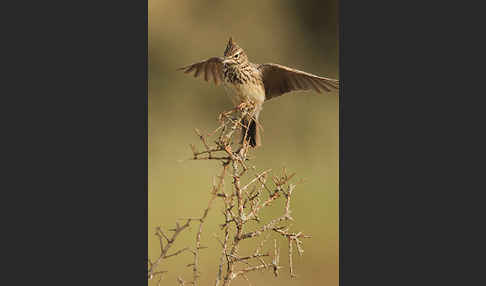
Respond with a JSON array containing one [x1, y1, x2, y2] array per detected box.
[[224, 36, 243, 57]]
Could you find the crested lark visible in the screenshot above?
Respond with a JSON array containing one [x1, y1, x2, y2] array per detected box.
[[179, 37, 339, 147]]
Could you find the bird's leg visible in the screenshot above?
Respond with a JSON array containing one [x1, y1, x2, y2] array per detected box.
[[239, 116, 250, 145]]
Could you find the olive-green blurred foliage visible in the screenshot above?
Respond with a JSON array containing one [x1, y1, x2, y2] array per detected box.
[[149, 1, 339, 285]]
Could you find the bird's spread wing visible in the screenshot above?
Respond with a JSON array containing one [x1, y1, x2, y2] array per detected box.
[[178, 57, 225, 86], [258, 63, 339, 100]]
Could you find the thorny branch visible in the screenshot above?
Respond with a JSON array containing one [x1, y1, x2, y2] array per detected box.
[[148, 102, 311, 285], [147, 220, 192, 281]]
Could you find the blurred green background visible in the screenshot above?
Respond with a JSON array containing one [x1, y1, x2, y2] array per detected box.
[[149, 1, 339, 285]]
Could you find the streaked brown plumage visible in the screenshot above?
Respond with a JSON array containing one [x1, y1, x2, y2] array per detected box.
[[178, 37, 339, 147]]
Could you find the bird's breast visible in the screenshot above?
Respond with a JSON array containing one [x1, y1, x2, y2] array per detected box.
[[223, 81, 265, 107]]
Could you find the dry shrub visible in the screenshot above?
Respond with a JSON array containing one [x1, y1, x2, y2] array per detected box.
[[148, 103, 311, 286]]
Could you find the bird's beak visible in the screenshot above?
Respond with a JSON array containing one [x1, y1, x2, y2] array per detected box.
[[222, 58, 236, 65]]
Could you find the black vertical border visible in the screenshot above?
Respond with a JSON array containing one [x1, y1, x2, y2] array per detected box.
[[4, 0, 149, 284], [339, 0, 483, 285]]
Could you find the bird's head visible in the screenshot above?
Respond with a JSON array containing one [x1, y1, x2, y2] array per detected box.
[[222, 37, 248, 67]]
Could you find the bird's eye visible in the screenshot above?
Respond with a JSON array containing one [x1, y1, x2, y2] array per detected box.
[[234, 54, 239, 59]]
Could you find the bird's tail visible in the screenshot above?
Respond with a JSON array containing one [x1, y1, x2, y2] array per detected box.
[[242, 118, 261, 148]]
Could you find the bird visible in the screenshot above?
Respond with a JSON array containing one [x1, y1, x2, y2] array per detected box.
[[178, 37, 339, 148]]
